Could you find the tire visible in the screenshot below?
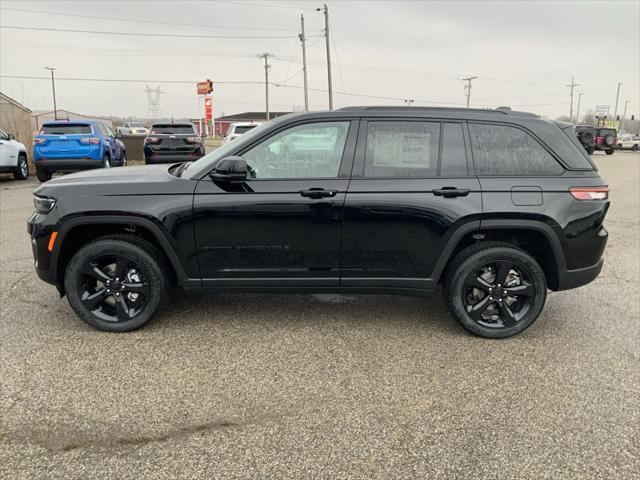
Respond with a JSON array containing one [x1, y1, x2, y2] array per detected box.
[[103, 154, 111, 169], [605, 149, 614, 155], [579, 131, 594, 144], [443, 241, 547, 339], [632, 144, 639, 151], [64, 235, 169, 332], [13, 154, 28, 180], [603, 135, 615, 147], [36, 168, 52, 182], [586, 146, 595, 155], [120, 151, 127, 167]]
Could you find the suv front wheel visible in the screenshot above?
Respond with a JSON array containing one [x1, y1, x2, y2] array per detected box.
[[444, 242, 547, 338], [64, 235, 168, 332]]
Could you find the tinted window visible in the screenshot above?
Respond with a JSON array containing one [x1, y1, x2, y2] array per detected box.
[[40, 124, 92, 135], [441, 123, 468, 176], [234, 125, 257, 134], [469, 123, 563, 176], [365, 121, 440, 177], [243, 121, 349, 179], [151, 125, 195, 135]]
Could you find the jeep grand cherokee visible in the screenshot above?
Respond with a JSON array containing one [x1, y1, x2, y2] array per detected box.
[[28, 107, 609, 338]]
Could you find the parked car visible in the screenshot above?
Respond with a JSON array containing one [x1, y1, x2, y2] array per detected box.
[[223, 121, 262, 143], [33, 120, 126, 182], [144, 123, 205, 164], [0, 129, 28, 180], [116, 122, 149, 136], [616, 134, 639, 151], [574, 126, 616, 155], [29, 106, 609, 338]]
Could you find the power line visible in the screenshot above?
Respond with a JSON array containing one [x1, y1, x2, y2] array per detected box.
[[0, 7, 322, 32], [0, 74, 263, 85], [0, 25, 322, 39]]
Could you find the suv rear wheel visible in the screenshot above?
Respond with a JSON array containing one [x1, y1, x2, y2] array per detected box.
[[444, 242, 547, 338], [64, 235, 168, 332], [36, 168, 52, 182]]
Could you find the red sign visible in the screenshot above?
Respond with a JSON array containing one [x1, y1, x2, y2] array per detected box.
[[197, 79, 213, 95], [204, 96, 212, 125]]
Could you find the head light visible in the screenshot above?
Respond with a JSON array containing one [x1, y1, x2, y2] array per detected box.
[[34, 195, 56, 214]]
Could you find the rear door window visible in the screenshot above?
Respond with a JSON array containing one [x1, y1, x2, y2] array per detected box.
[[469, 123, 563, 176], [365, 121, 440, 177], [40, 124, 92, 135]]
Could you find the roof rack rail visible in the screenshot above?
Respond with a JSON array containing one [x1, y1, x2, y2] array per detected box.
[[337, 106, 539, 117]]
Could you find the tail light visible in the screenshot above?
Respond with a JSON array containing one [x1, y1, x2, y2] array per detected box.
[[79, 137, 100, 144], [569, 187, 609, 200], [33, 138, 46, 145], [185, 136, 202, 144], [145, 137, 160, 144]]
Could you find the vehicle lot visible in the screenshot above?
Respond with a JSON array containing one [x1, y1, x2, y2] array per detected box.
[[1, 152, 638, 478]]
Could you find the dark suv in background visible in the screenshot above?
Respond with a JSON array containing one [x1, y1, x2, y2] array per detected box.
[[28, 107, 609, 338], [143, 123, 205, 164]]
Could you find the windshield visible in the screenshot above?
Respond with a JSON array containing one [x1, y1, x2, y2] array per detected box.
[[182, 120, 275, 178], [40, 124, 92, 135]]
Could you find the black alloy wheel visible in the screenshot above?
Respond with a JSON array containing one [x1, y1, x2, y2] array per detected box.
[[462, 260, 535, 329], [444, 242, 547, 338], [65, 235, 167, 331], [77, 254, 150, 323]]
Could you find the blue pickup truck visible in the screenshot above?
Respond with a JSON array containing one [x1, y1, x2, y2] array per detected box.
[[33, 120, 127, 182]]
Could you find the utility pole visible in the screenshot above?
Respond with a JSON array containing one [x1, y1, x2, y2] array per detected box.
[[614, 82, 622, 118], [620, 100, 630, 133], [462, 76, 477, 108], [259, 53, 271, 120], [44, 66, 57, 120], [299, 15, 309, 111], [566, 76, 579, 121], [317, 4, 333, 109], [575, 93, 583, 124]]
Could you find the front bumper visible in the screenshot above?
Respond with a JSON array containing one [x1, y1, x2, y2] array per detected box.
[[34, 159, 103, 172], [27, 211, 60, 287]]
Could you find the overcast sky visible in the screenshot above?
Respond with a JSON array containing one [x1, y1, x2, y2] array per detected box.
[[1, 0, 638, 120]]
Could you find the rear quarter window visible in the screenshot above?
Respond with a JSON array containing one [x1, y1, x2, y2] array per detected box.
[[469, 123, 564, 176]]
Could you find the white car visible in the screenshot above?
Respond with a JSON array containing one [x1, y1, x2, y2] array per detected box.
[[223, 121, 262, 143], [616, 134, 639, 151], [0, 129, 28, 180], [117, 122, 149, 136]]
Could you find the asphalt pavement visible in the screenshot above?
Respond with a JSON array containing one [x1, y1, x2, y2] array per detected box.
[[1, 152, 638, 479]]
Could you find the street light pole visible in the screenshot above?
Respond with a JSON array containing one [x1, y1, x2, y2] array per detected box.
[[317, 4, 333, 109], [566, 76, 579, 122], [621, 100, 630, 133], [614, 82, 622, 118], [44, 66, 57, 120], [576, 93, 583, 124], [299, 14, 309, 111]]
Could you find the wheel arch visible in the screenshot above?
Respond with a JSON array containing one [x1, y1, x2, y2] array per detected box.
[[53, 216, 191, 291], [434, 219, 566, 291]]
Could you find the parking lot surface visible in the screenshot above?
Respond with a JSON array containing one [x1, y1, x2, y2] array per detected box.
[[1, 152, 638, 479]]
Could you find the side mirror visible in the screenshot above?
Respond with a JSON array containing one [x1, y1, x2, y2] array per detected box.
[[210, 156, 247, 183], [7, 133, 15, 140]]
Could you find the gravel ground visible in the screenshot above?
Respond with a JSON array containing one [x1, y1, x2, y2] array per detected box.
[[1, 152, 638, 479]]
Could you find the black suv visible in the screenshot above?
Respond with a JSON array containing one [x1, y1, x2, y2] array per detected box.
[[144, 123, 205, 164], [28, 107, 609, 338]]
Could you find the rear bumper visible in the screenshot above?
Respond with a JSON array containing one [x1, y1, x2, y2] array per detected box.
[[556, 257, 604, 291], [34, 159, 103, 172]]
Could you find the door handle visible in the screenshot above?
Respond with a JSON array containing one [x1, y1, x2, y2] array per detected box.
[[432, 187, 471, 198], [299, 188, 338, 199]]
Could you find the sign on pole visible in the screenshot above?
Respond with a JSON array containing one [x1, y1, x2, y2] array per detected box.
[[197, 79, 213, 95], [595, 105, 609, 118]]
